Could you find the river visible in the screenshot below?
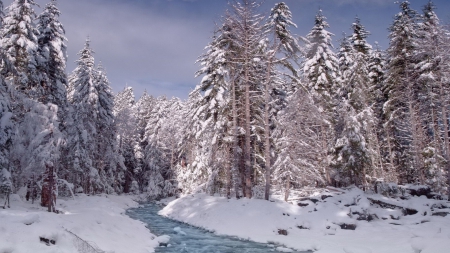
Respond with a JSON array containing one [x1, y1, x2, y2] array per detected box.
[[126, 203, 308, 253]]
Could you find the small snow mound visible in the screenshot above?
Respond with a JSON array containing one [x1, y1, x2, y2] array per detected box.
[[173, 226, 187, 235], [22, 214, 40, 225], [343, 246, 372, 253], [276, 246, 294, 252], [156, 235, 170, 244]]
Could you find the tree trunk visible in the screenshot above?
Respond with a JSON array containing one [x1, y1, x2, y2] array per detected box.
[[243, 34, 252, 199], [385, 127, 396, 182], [231, 76, 240, 199], [264, 53, 273, 201], [226, 147, 232, 199], [284, 178, 290, 202], [436, 80, 450, 199], [321, 124, 331, 184], [42, 163, 56, 213]]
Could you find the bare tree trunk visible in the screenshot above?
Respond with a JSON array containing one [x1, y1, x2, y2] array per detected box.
[[244, 72, 252, 198], [284, 178, 290, 202], [321, 124, 331, 185], [226, 147, 232, 199], [385, 127, 396, 182], [231, 77, 240, 199], [264, 60, 272, 200], [243, 24, 252, 199]]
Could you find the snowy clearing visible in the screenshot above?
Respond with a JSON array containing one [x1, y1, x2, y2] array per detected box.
[[159, 188, 450, 253], [0, 194, 158, 253]]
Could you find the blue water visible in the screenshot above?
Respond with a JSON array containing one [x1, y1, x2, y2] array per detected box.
[[126, 203, 308, 253]]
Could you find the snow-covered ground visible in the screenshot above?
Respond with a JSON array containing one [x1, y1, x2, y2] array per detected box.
[[159, 188, 450, 253], [0, 194, 158, 253]]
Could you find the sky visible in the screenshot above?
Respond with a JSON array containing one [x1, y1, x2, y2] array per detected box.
[[19, 0, 450, 99]]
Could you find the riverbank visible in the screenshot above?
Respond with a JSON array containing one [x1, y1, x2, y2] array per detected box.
[[0, 194, 158, 253], [159, 188, 450, 253]]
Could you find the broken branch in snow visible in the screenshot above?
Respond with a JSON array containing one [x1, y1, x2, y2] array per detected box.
[[65, 228, 106, 253]]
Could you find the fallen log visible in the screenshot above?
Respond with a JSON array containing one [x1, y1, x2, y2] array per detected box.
[[367, 197, 418, 216]]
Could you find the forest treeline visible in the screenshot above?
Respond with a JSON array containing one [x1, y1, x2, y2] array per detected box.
[[1, 0, 449, 210]]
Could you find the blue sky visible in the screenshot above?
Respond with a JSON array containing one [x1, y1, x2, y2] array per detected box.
[[23, 0, 450, 99]]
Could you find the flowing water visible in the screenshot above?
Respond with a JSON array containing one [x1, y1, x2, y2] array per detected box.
[[127, 203, 308, 253]]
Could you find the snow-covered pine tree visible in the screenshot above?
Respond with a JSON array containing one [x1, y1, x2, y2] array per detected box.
[[0, 77, 12, 176], [369, 42, 386, 117], [185, 0, 269, 198], [192, 26, 232, 197], [66, 39, 97, 193], [36, 0, 68, 118], [8, 96, 63, 194], [176, 90, 211, 195], [230, 0, 268, 198], [133, 91, 154, 192], [415, 1, 448, 194], [302, 9, 339, 185], [384, 1, 424, 184], [333, 100, 371, 187], [143, 97, 182, 199], [337, 34, 353, 94], [67, 39, 123, 194], [94, 63, 125, 193], [144, 97, 169, 199], [114, 86, 140, 193], [262, 2, 299, 200], [1, 0, 40, 96], [367, 43, 391, 181], [333, 17, 376, 188], [0, 1, 4, 27], [273, 88, 326, 201]]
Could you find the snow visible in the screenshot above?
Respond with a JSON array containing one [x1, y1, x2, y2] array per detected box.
[[173, 227, 187, 235], [0, 194, 158, 253], [159, 188, 450, 253]]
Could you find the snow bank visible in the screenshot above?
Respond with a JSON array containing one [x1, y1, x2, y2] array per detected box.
[[0, 194, 158, 253], [159, 189, 450, 253]]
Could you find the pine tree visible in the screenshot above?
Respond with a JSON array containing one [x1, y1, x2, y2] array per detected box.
[[302, 9, 339, 185], [176, 90, 211, 195], [143, 97, 181, 199], [1, 0, 40, 96], [384, 1, 423, 184], [415, 1, 449, 193], [368, 43, 390, 180], [186, 0, 270, 198], [227, 0, 267, 198], [66, 39, 97, 193], [192, 28, 233, 196], [273, 88, 325, 200], [9, 97, 63, 193], [262, 2, 299, 200], [333, 100, 371, 186], [0, 1, 4, 27], [36, 0, 68, 113], [67, 39, 123, 194], [133, 91, 154, 192], [337, 34, 353, 93], [0, 78, 12, 173], [114, 86, 141, 193], [368, 43, 386, 120], [94, 63, 124, 193]]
